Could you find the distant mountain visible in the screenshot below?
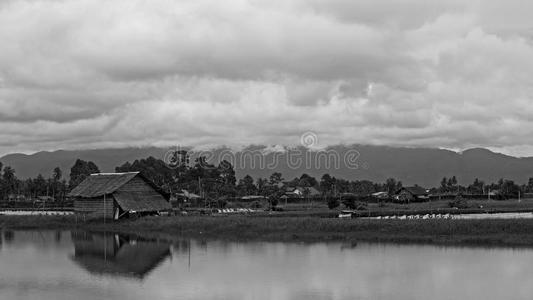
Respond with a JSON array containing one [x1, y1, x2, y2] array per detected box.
[[0, 147, 167, 179], [2, 145, 533, 187]]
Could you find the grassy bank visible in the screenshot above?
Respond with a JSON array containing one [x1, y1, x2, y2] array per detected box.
[[240, 198, 533, 218], [3, 214, 533, 247]]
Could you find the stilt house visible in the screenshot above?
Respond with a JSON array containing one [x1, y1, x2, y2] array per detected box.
[[68, 172, 171, 219]]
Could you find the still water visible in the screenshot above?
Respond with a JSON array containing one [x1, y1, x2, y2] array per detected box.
[[0, 230, 532, 300]]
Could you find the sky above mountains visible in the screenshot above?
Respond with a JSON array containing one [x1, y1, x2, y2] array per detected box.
[[1, 0, 533, 157]]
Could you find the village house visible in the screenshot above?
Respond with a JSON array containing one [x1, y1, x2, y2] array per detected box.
[[173, 189, 202, 207], [68, 172, 172, 220], [285, 186, 321, 198], [395, 186, 429, 203], [371, 191, 389, 200], [240, 195, 266, 201], [6, 194, 27, 202], [36, 195, 54, 203]]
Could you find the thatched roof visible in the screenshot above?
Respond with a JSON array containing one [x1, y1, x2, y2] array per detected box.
[[114, 191, 171, 212], [68, 172, 172, 212], [68, 172, 139, 198], [399, 186, 428, 196]]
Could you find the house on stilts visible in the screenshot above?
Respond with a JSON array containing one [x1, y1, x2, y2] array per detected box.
[[68, 172, 172, 220]]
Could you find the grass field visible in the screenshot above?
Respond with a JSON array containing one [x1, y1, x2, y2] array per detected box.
[[3, 213, 533, 247], [238, 198, 533, 218]]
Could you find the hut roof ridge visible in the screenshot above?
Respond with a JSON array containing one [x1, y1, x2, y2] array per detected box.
[[68, 172, 141, 198]]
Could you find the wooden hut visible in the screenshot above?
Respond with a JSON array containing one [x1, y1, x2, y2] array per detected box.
[[395, 186, 429, 203], [68, 172, 171, 220]]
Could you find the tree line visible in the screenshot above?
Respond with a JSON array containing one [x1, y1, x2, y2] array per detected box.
[[0, 159, 100, 202], [2, 153, 533, 202]]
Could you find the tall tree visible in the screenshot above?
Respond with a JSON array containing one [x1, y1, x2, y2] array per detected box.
[[440, 177, 448, 192], [2, 166, 17, 196], [115, 156, 177, 192], [52, 167, 62, 182], [237, 175, 257, 196], [217, 160, 236, 197], [0, 162, 3, 199], [51, 167, 62, 198], [69, 159, 100, 188], [33, 174, 47, 196], [268, 172, 284, 187], [468, 178, 484, 194], [299, 173, 318, 187], [527, 177, 533, 193], [384, 178, 399, 195], [256, 177, 268, 196], [320, 174, 336, 195]]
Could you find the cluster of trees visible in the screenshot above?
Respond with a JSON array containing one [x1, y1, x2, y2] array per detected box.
[[69, 159, 99, 188], [436, 176, 531, 198], [0, 159, 102, 202], [113, 154, 406, 200], [0, 162, 68, 202], [113, 154, 533, 202], [116, 156, 237, 199], [4, 151, 533, 203]]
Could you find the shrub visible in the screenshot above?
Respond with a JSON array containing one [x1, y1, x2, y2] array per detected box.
[[327, 197, 340, 209], [250, 201, 263, 209], [448, 197, 469, 209], [342, 197, 356, 209], [269, 197, 279, 209], [217, 198, 228, 208]]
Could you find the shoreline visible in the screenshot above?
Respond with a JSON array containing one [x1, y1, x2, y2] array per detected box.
[[2, 214, 533, 248]]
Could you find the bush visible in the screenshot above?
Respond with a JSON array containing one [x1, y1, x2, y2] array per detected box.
[[269, 197, 279, 209], [342, 197, 368, 210], [327, 197, 340, 209], [342, 197, 356, 209], [448, 197, 469, 209], [250, 201, 263, 209], [217, 198, 228, 208]]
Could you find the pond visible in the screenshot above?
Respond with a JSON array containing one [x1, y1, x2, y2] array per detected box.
[[0, 230, 532, 300]]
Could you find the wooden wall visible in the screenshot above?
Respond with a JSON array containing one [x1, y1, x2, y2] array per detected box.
[[74, 196, 115, 219]]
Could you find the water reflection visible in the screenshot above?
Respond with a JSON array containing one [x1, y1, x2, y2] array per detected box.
[[70, 231, 171, 279], [3, 230, 14, 243], [2, 230, 533, 300]]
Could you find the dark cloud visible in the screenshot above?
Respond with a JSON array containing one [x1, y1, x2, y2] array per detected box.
[[1, 0, 533, 156]]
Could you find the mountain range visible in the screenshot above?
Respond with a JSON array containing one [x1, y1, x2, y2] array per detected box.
[[1, 145, 533, 188]]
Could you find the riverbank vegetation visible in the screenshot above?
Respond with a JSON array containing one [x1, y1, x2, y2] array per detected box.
[[3, 214, 533, 247]]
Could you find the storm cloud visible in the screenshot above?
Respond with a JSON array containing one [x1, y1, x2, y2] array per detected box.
[[1, 0, 533, 156]]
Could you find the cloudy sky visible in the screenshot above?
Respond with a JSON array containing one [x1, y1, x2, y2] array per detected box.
[[1, 0, 533, 157]]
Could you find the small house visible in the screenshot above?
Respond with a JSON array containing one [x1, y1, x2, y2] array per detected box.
[[395, 186, 429, 203], [174, 189, 202, 206], [288, 186, 321, 198], [7, 194, 26, 202], [36, 196, 54, 203], [371, 191, 389, 200], [241, 195, 266, 201], [68, 172, 172, 220]]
